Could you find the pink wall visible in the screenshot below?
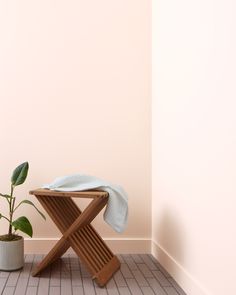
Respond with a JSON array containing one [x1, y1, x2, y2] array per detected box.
[[0, 0, 151, 249], [152, 0, 236, 294]]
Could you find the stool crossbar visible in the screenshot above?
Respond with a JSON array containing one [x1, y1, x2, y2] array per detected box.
[[29, 189, 120, 287]]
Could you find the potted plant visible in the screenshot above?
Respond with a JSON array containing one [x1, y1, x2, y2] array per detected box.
[[0, 162, 45, 271]]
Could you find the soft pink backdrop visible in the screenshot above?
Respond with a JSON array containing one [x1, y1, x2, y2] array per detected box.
[[152, 0, 236, 294], [0, 0, 151, 246]]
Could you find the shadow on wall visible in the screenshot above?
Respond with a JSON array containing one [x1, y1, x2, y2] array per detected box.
[[156, 208, 186, 275]]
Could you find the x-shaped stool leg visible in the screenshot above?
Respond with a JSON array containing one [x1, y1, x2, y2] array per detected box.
[[30, 189, 120, 287]]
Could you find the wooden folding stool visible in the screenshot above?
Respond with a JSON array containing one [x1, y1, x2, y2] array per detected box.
[[29, 189, 120, 287]]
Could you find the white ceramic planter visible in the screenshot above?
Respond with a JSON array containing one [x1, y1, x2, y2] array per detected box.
[[0, 236, 24, 271]]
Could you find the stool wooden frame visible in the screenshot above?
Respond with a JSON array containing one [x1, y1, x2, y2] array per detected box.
[[29, 189, 120, 287]]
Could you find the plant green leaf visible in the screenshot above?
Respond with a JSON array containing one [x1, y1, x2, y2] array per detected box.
[[15, 200, 46, 220], [12, 216, 33, 237], [11, 162, 29, 186]]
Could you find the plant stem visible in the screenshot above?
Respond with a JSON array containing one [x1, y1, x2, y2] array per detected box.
[[8, 185, 14, 236], [0, 193, 11, 204], [1, 215, 11, 223]]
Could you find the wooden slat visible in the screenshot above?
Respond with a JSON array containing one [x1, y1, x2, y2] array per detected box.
[[38, 197, 69, 233], [30, 189, 108, 198], [81, 229, 107, 265], [69, 233, 100, 273], [93, 256, 120, 287], [61, 197, 113, 261], [76, 231, 105, 268], [86, 225, 113, 259]]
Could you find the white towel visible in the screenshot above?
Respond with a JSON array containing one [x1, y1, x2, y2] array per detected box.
[[42, 174, 128, 233]]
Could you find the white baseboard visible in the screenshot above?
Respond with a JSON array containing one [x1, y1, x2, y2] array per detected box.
[[152, 241, 211, 295], [24, 238, 151, 254]]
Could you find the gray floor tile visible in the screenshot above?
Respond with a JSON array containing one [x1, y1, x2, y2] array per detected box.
[[5, 269, 21, 287], [132, 269, 149, 286], [137, 263, 154, 278], [122, 255, 138, 270], [2, 286, 15, 295], [37, 265, 51, 295], [117, 255, 125, 263], [125, 278, 143, 295], [132, 254, 143, 264], [72, 286, 84, 295], [113, 270, 127, 287], [28, 254, 42, 287], [120, 263, 133, 279], [26, 286, 38, 295], [95, 283, 108, 295], [83, 277, 96, 295], [168, 278, 187, 295], [164, 286, 181, 295], [14, 255, 34, 295], [0, 253, 187, 295], [0, 278, 9, 294], [141, 286, 156, 295], [140, 255, 158, 270], [50, 259, 61, 287], [147, 278, 167, 295], [153, 270, 172, 286], [149, 255, 171, 278], [49, 286, 61, 295], [106, 278, 119, 295], [118, 286, 132, 295]]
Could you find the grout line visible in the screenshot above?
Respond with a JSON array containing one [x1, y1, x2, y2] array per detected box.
[[35, 255, 41, 295], [123, 256, 145, 295], [113, 275, 121, 295], [25, 255, 36, 295]]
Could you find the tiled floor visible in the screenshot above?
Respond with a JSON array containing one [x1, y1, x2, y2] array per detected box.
[[0, 254, 186, 295]]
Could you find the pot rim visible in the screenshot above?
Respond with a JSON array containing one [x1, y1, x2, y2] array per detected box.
[[0, 235, 23, 242]]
